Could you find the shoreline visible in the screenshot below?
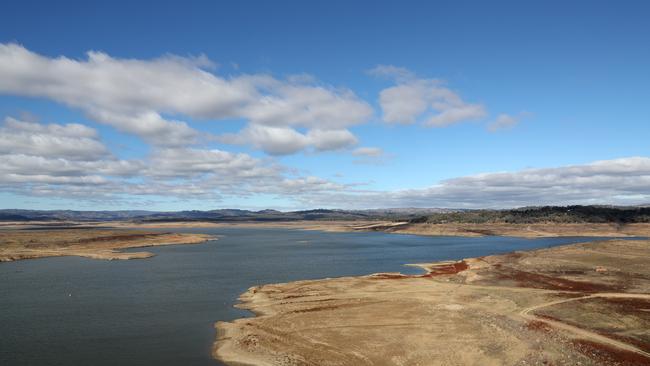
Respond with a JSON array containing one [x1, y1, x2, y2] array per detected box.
[[4, 219, 650, 239], [4, 220, 647, 238], [115, 221, 650, 238], [214, 238, 650, 365]]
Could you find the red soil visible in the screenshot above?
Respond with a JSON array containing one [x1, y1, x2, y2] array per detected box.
[[525, 320, 554, 333], [422, 261, 469, 277], [369, 261, 469, 280], [76, 233, 161, 243], [572, 339, 650, 365], [494, 267, 620, 292]]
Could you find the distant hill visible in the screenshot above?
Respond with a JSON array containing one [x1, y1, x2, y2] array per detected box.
[[0, 208, 431, 222], [2, 206, 649, 224], [410, 205, 650, 224]]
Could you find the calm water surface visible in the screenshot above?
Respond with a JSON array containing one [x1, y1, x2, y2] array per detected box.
[[0, 228, 617, 365]]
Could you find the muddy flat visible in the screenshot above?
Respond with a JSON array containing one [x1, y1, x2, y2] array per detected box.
[[215, 238, 650, 366], [0, 228, 211, 262]]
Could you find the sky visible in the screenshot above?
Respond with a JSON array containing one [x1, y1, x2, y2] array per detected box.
[[0, 0, 649, 211]]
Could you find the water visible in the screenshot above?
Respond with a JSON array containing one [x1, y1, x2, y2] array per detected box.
[[0, 228, 619, 365]]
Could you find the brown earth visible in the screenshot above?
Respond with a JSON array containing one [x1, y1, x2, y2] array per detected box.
[[214, 238, 650, 366], [384, 222, 650, 238], [0, 228, 212, 262]]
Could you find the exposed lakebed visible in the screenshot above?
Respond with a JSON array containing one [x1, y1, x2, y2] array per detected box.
[[0, 227, 629, 365]]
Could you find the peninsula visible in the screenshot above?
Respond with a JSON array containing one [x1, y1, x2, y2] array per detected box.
[[0, 228, 211, 262], [215, 237, 650, 365]]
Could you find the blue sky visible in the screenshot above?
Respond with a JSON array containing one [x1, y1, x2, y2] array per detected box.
[[1, 0, 649, 210]]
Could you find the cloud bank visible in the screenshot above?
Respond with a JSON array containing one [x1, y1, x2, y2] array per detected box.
[[0, 118, 347, 203], [2, 118, 647, 208], [299, 157, 650, 208]]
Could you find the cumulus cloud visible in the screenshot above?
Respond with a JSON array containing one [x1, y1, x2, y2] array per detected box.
[[299, 157, 650, 208], [221, 125, 358, 155], [0, 117, 108, 160], [426, 104, 487, 127], [352, 147, 384, 157], [487, 112, 530, 132], [0, 114, 351, 202], [2, 118, 649, 209], [0, 117, 143, 188], [145, 147, 280, 180], [0, 43, 372, 150], [367, 65, 416, 83], [371, 65, 487, 126], [1, 45, 644, 209], [351, 147, 389, 165], [399, 157, 650, 207], [241, 78, 372, 129], [307, 129, 358, 152]]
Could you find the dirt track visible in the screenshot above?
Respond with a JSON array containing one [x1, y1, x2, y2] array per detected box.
[[520, 293, 650, 358]]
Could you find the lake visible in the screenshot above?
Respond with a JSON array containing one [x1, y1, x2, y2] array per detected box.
[[0, 227, 618, 365]]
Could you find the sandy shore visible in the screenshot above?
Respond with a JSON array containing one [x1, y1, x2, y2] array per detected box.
[[0, 228, 212, 262], [214, 238, 650, 365]]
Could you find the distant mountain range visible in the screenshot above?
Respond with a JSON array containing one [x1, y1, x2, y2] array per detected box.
[[0, 208, 457, 222], [2, 206, 650, 224]]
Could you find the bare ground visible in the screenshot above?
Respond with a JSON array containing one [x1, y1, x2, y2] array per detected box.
[[214, 239, 650, 366]]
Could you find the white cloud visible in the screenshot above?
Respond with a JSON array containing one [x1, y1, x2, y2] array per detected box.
[[145, 147, 280, 180], [221, 124, 358, 155], [220, 125, 309, 155], [487, 112, 530, 132], [351, 147, 389, 165], [378, 82, 432, 124], [0, 43, 372, 151], [425, 104, 487, 127], [284, 157, 650, 209], [0, 118, 143, 187], [0, 115, 352, 202], [352, 147, 384, 157], [2, 118, 649, 210], [367, 65, 415, 83], [0, 117, 108, 160], [88, 110, 199, 146], [1, 46, 644, 209], [372, 65, 487, 126], [307, 129, 358, 152], [0, 155, 141, 183]]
